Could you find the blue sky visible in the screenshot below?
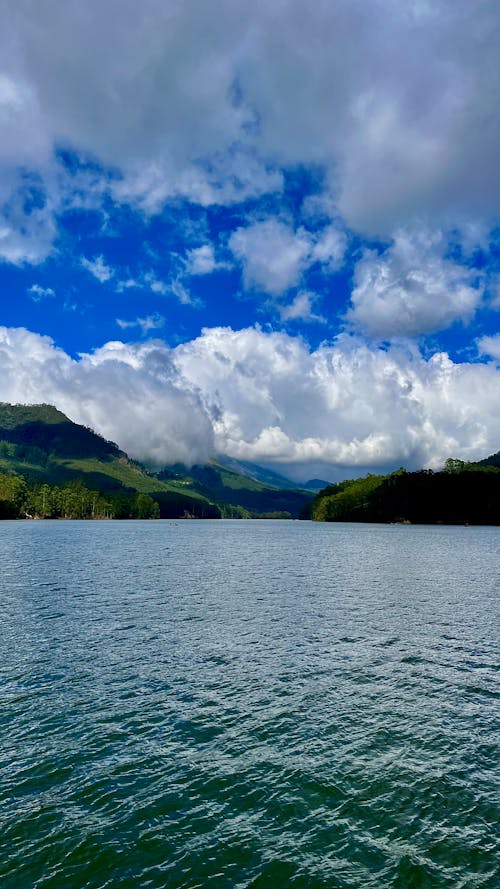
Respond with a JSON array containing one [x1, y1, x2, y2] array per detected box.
[[1, 1, 500, 480]]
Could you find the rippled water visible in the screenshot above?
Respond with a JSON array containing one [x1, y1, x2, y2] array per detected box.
[[1, 520, 498, 888]]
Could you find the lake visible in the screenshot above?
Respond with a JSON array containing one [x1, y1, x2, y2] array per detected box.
[[0, 520, 498, 888]]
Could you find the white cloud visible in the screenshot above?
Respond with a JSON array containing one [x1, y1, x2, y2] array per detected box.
[[347, 229, 483, 338], [477, 335, 500, 362], [81, 255, 113, 283], [4, 323, 500, 478], [115, 271, 197, 305], [27, 284, 55, 301], [310, 225, 347, 271], [184, 244, 227, 276], [0, 326, 213, 465], [116, 313, 165, 334], [168, 278, 195, 306], [0, 0, 497, 261], [279, 291, 325, 324], [0, 172, 57, 265], [173, 327, 500, 474], [229, 218, 346, 296], [111, 151, 284, 214], [229, 219, 311, 295]]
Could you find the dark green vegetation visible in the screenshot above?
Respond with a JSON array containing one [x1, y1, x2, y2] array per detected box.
[[309, 457, 500, 524], [0, 403, 311, 520]]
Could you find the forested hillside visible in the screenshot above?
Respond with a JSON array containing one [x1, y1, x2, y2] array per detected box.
[[308, 460, 500, 524], [0, 403, 311, 519]]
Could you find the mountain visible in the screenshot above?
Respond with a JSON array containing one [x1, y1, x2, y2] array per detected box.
[[214, 455, 309, 491], [215, 458, 332, 493], [0, 403, 312, 519], [157, 460, 311, 517], [301, 478, 333, 491], [0, 403, 220, 518]]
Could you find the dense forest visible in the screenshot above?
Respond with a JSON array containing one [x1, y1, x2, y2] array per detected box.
[[306, 459, 500, 525]]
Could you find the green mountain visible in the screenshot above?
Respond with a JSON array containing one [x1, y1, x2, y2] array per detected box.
[[215, 456, 332, 492], [0, 403, 220, 518], [157, 460, 311, 517], [0, 403, 312, 520]]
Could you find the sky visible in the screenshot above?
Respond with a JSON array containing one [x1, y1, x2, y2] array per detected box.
[[1, 0, 500, 481]]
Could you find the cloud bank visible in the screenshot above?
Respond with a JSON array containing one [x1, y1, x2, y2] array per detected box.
[[1, 325, 500, 479]]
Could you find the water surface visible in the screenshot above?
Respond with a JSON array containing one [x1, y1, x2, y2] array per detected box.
[[1, 520, 498, 887]]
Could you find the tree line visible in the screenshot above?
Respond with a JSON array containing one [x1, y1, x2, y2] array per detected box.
[[0, 472, 160, 520], [306, 461, 500, 524]]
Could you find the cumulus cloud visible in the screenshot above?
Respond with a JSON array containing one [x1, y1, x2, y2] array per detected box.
[[310, 225, 347, 271], [0, 326, 214, 465], [184, 244, 229, 277], [0, 171, 57, 265], [173, 327, 500, 474], [3, 324, 498, 478], [477, 335, 500, 362], [111, 151, 284, 215], [185, 245, 218, 276], [229, 220, 311, 295], [229, 218, 347, 296], [347, 229, 484, 338]]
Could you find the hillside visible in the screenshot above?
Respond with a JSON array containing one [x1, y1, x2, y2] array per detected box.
[[157, 460, 311, 517], [308, 458, 500, 525], [0, 403, 220, 518], [0, 403, 312, 519]]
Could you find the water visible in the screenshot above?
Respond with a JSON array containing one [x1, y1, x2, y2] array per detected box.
[[0, 520, 498, 889]]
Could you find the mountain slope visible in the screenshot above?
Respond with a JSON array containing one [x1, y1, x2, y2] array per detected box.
[[156, 460, 311, 517], [0, 403, 218, 517], [0, 403, 312, 518]]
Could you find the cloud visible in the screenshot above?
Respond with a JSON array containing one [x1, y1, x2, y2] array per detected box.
[[116, 313, 165, 334], [279, 291, 325, 324], [477, 335, 500, 362], [0, 326, 214, 465], [168, 277, 197, 306], [347, 229, 484, 338], [81, 255, 114, 282], [111, 151, 284, 214], [184, 244, 229, 276], [28, 284, 55, 302], [310, 225, 347, 271], [229, 219, 311, 295], [0, 172, 57, 265], [115, 271, 197, 305], [0, 0, 498, 262], [3, 323, 500, 478], [174, 327, 500, 474], [229, 218, 347, 296]]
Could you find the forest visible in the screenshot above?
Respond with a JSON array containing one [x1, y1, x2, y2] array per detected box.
[[0, 473, 160, 520], [306, 459, 500, 524]]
